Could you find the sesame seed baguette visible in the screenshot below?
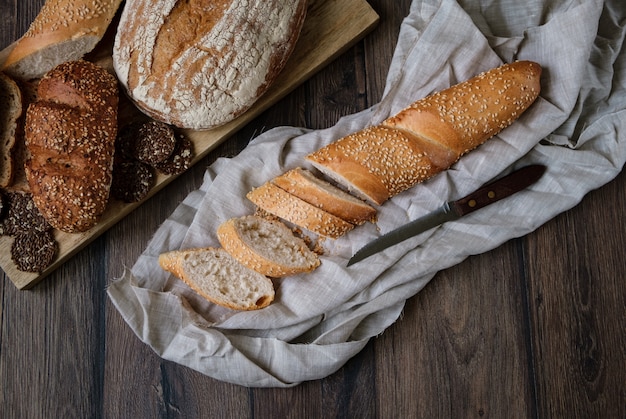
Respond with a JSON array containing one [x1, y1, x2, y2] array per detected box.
[[24, 60, 118, 233], [246, 182, 354, 240], [271, 167, 377, 225], [306, 61, 542, 205], [159, 247, 275, 311], [217, 215, 320, 278], [1, 0, 124, 81], [305, 125, 457, 206], [0, 72, 23, 188], [113, 0, 307, 130]]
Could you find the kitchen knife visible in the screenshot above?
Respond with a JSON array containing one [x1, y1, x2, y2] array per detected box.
[[347, 164, 546, 266]]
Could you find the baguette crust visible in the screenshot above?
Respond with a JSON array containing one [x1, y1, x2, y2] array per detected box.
[[306, 61, 542, 205], [272, 167, 377, 224], [159, 247, 275, 311], [24, 60, 118, 233], [113, 0, 307, 130], [306, 125, 457, 205], [217, 215, 320, 278], [2, 0, 123, 80], [383, 61, 542, 154], [0, 72, 23, 187], [247, 182, 354, 239]]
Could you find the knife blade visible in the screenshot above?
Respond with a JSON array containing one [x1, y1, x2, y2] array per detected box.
[[347, 164, 547, 266]]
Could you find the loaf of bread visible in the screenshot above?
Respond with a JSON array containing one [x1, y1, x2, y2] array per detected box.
[[272, 168, 377, 225], [159, 247, 275, 311], [217, 215, 320, 278], [0, 72, 23, 187], [1, 0, 123, 81], [113, 0, 307, 130], [24, 60, 119, 233], [247, 182, 355, 239], [306, 61, 542, 205]]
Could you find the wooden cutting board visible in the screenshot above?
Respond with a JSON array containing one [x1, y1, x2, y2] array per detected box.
[[0, 0, 379, 290]]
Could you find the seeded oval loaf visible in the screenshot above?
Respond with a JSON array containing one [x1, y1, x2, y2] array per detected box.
[[0, 72, 23, 188], [306, 61, 542, 205], [113, 0, 307, 130], [24, 60, 118, 233], [159, 247, 275, 311], [217, 215, 320, 278], [271, 168, 377, 225], [1, 0, 123, 81], [246, 182, 354, 240]]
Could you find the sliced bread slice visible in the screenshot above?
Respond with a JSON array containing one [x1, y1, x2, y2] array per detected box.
[[217, 215, 320, 278], [272, 167, 377, 225], [0, 72, 23, 187], [246, 182, 354, 239], [159, 247, 275, 310], [1, 0, 124, 81]]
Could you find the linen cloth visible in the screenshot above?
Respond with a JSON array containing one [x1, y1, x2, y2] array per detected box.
[[108, 0, 626, 387]]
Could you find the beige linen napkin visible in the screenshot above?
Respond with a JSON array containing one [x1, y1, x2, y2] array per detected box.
[[108, 0, 626, 387]]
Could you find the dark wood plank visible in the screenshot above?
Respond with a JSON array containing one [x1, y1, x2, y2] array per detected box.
[[0, 245, 107, 417], [525, 169, 626, 418], [374, 240, 536, 418]]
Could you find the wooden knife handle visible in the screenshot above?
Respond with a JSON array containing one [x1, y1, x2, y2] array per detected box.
[[450, 165, 546, 216]]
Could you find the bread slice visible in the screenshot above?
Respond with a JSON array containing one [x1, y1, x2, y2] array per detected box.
[[271, 168, 377, 225], [0, 72, 23, 188], [246, 182, 354, 239], [1, 0, 124, 80], [217, 215, 320, 278], [159, 247, 275, 311]]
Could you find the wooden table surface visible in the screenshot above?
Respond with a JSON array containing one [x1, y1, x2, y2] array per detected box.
[[1, 1, 624, 417]]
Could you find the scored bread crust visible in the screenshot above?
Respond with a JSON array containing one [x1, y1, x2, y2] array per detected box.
[[24, 60, 118, 233], [1, 0, 124, 80], [383, 61, 542, 154], [159, 247, 275, 311], [113, 0, 307, 130], [306, 61, 542, 205], [306, 125, 458, 205], [271, 168, 377, 225], [217, 215, 320, 278], [247, 182, 354, 239], [0, 72, 23, 187]]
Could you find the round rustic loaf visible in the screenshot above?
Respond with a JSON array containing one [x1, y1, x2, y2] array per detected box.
[[113, 0, 307, 130]]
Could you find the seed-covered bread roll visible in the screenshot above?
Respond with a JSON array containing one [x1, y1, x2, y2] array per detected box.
[[306, 61, 542, 205], [113, 0, 307, 130], [24, 60, 118, 233]]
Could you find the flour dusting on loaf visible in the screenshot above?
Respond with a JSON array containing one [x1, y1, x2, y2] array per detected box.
[[113, 0, 307, 130]]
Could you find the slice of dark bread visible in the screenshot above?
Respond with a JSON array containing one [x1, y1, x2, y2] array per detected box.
[[0, 72, 23, 188]]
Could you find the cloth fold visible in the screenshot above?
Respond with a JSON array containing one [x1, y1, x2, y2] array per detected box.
[[108, 0, 626, 387]]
